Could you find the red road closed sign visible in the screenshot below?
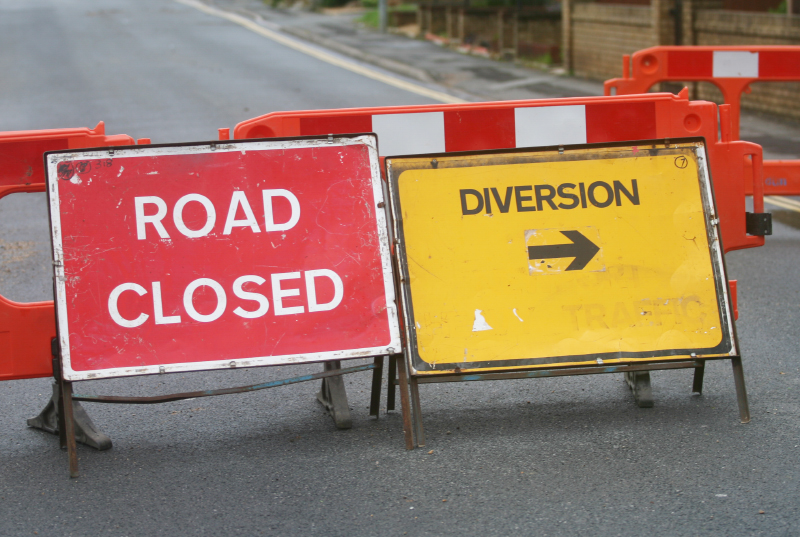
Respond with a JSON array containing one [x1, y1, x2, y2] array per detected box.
[[46, 135, 400, 381]]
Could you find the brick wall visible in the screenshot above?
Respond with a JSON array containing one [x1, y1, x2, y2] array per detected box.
[[565, 1, 800, 120], [571, 3, 654, 79], [694, 10, 800, 119], [519, 15, 562, 61], [417, 5, 561, 59]]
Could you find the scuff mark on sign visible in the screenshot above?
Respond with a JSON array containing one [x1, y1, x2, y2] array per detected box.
[[472, 309, 492, 332]]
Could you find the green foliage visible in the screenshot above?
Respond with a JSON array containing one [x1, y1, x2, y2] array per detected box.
[[769, 1, 787, 14], [318, 0, 352, 7], [466, 0, 553, 7], [359, 9, 380, 26], [358, 3, 417, 28]]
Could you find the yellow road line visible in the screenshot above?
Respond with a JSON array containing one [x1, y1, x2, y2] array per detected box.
[[765, 196, 800, 213], [175, 0, 467, 105]]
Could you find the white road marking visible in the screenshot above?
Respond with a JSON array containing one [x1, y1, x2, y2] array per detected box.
[[765, 196, 800, 213], [175, 0, 467, 104]]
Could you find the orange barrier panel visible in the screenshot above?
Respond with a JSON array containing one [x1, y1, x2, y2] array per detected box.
[[234, 91, 766, 254], [744, 160, 800, 196], [0, 124, 135, 381], [0, 183, 56, 381], [604, 46, 800, 196], [0, 122, 134, 198]]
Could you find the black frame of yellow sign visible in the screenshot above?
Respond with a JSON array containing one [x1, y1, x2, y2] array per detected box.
[[385, 138, 749, 449]]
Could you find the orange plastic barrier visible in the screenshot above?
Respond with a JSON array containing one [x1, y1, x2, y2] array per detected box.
[[0, 122, 134, 198], [0, 124, 136, 381], [745, 160, 800, 196], [604, 46, 800, 196], [0, 182, 56, 380], [234, 91, 766, 254]]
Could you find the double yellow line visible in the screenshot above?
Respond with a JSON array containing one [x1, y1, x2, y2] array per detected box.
[[765, 196, 800, 213], [174, 0, 466, 105]]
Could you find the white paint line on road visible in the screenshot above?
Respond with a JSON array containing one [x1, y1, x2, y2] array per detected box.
[[765, 196, 800, 213], [489, 76, 550, 91], [175, 0, 467, 105]]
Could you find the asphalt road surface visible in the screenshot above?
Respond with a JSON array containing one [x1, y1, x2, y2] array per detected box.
[[2, 1, 799, 536]]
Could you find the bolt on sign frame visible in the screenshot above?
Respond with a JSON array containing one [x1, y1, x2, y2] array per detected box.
[[44, 134, 401, 476], [386, 139, 749, 449]]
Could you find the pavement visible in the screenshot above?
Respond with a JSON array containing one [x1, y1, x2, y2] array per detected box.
[[206, 0, 800, 160]]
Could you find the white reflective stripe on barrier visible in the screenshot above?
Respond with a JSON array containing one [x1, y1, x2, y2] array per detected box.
[[372, 112, 446, 156], [713, 51, 759, 78], [514, 105, 587, 148]]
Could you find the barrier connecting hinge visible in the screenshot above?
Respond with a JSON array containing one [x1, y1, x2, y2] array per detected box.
[[746, 212, 772, 236]]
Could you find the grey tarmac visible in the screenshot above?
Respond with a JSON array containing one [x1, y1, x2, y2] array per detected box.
[[1, 1, 799, 536]]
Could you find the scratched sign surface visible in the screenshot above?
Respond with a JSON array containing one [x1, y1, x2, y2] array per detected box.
[[47, 135, 400, 381], [387, 140, 737, 375]]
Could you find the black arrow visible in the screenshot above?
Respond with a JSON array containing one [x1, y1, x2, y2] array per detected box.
[[527, 230, 600, 271]]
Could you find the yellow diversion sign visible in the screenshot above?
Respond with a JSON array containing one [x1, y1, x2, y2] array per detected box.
[[387, 140, 737, 375]]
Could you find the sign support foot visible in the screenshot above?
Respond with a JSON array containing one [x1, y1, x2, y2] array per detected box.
[[624, 371, 654, 408], [316, 361, 352, 429], [27, 382, 113, 451]]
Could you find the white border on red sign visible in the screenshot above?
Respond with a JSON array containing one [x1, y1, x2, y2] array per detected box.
[[47, 135, 402, 381]]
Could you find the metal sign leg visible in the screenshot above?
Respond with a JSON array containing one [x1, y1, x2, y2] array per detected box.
[[316, 361, 352, 429], [369, 356, 384, 418], [692, 362, 706, 394], [59, 379, 80, 478], [395, 357, 415, 450], [409, 377, 425, 447], [731, 357, 751, 424], [624, 371, 654, 408], [387, 355, 397, 412]]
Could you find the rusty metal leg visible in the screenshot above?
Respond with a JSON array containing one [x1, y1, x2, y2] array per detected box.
[[56, 382, 67, 450], [624, 371, 654, 408], [369, 356, 384, 418], [316, 361, 352, 430], [387, 354, 397, 412], [692, 362, 706, 394], [409, 377, 425, 447], [28, 382, 113, 451], [59, 379, 80, 478], [731, 357, 751, 424], [395, 356, 415, 450]]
